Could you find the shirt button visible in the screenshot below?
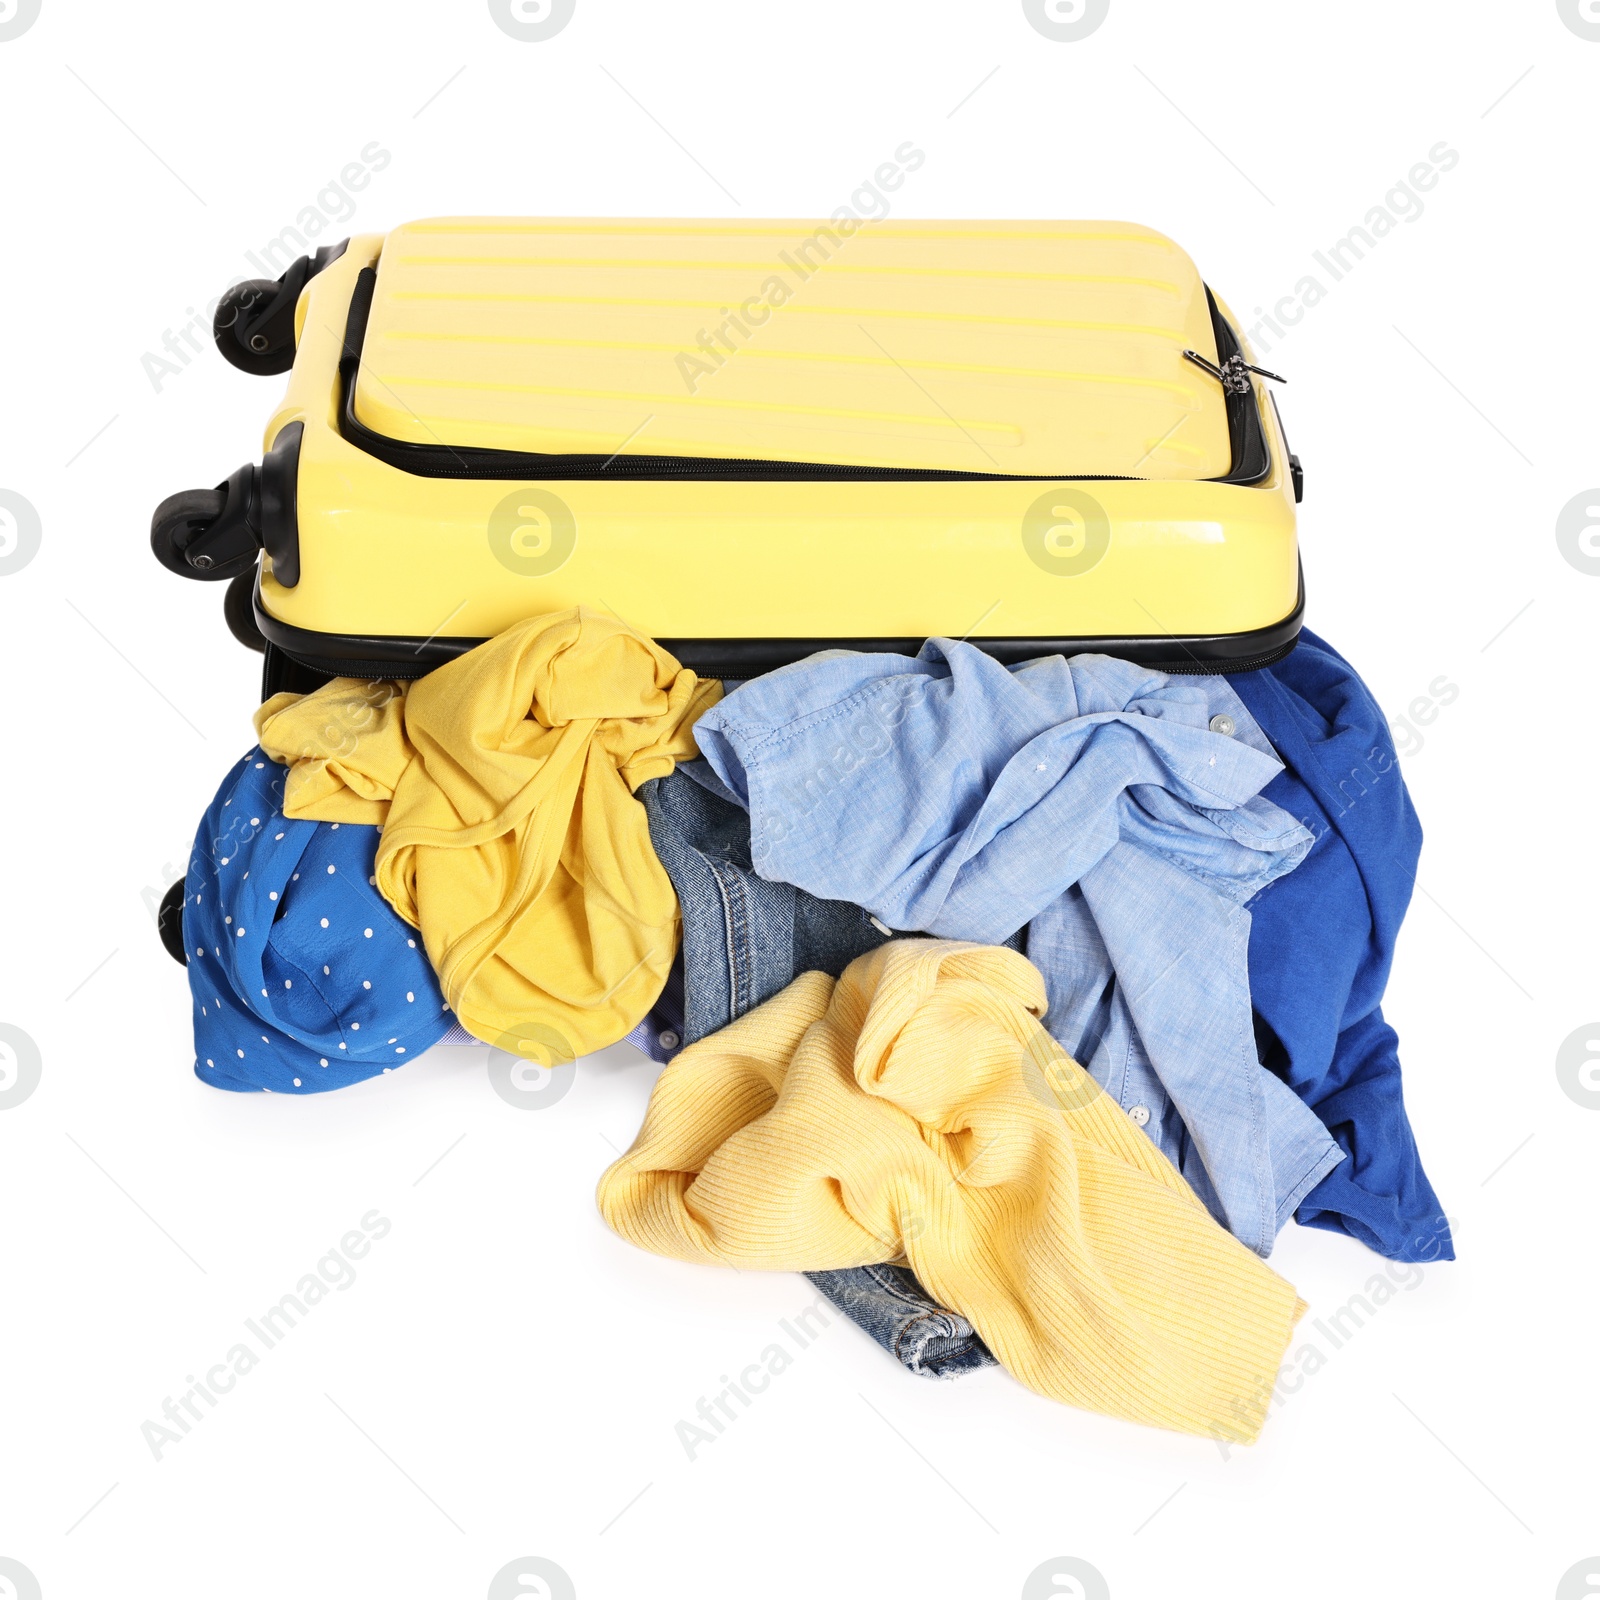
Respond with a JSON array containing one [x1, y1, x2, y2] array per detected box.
[[1209, 713, 1237, 736], [1127, 1104, 1151, 1127], [657, 1030, 681, 1052]]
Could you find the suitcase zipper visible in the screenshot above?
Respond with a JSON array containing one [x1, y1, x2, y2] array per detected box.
[[1181, 349, 1287, 395]]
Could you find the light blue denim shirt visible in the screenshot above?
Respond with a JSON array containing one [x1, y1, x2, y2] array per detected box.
[[692, 641, 1344, 1257]]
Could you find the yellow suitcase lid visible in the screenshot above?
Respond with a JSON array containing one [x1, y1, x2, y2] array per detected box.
[[352, 218, 1236, 480]]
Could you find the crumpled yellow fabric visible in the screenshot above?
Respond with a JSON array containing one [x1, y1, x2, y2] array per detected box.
[[254, 608, 721, 1059], [598, 939, 1305, 1441]]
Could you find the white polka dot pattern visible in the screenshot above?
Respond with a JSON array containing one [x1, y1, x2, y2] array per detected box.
[[186, 748, 453, 1097]]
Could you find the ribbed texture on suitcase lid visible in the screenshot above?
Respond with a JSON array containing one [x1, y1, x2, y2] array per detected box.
[[352, 218, 1234, 480]]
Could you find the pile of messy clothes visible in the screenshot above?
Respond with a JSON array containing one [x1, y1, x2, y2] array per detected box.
[[178, 608, 1451, 1444]]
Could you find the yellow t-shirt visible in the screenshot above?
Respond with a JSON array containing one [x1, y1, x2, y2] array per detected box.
[[255, 607, 720, 1060]]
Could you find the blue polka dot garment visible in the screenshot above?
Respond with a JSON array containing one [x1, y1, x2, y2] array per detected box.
[[185, 749, 453, 1092]]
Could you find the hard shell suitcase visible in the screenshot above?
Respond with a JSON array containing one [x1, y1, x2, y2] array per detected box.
[[152, 217, 1305, 688]]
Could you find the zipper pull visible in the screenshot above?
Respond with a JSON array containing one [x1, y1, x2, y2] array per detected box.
[[1183, 349, 1287, 395]]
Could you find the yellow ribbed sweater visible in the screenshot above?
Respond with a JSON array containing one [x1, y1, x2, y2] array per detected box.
[[254, 608, 720, 1058], [598, 939, 1305, 1440]]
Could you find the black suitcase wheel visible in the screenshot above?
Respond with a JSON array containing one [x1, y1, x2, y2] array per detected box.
[[158, 878, 189, 967], [151, 487, 225, 576], [213, 279, 295, 375], [224, 570, 266, 653], [150, 484, 260, 582]]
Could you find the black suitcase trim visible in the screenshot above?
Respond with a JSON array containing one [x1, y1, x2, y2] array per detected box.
[[254, 566, 1303, 690], [331, 268, 1276, 488]]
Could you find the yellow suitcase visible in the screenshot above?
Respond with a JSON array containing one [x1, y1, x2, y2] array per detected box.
[[151, 218, 1303, 687]]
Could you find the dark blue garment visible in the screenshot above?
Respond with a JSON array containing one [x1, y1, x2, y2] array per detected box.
[[1233, 629, 1452, 1263]]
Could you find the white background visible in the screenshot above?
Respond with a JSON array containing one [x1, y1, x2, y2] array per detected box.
[[1, 2, 1596, 1597]]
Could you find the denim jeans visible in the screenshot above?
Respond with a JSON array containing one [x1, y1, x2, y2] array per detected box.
[[638, 762, 935, 1043], [806, 1263, 996, 1379], [634, 764, 1017, 1378]]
